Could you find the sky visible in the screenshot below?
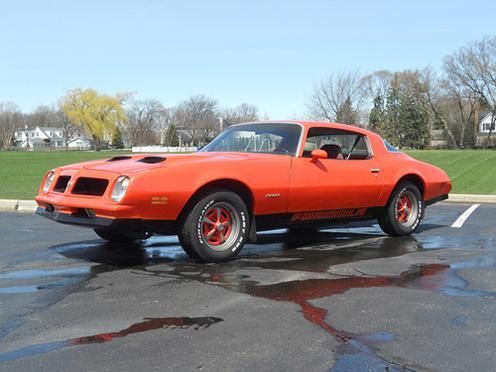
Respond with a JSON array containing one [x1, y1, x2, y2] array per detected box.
[[0, 0, 495, 119]]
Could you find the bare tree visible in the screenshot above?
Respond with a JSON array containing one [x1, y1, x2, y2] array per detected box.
[[125, 99, 167, 146], [437, 76, 479, 148], [222, 103, 259, 127], [362, 70, 394, 104], [307, 71, 366, 124], [0, 102, 23, 150], [419, 68, 460, 148], [174, 95, 219, 145], [444, 36, 496, 147]]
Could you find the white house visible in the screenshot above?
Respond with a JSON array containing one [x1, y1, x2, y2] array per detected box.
[[14, 127, 65, 149], [476, 113, 496, 147], [67, 135, 93, 150], [479, 112, 496, 133]]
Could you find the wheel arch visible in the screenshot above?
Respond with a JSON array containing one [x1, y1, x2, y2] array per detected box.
[[178, 179, 255, 223], [394, 174, 425, 200]]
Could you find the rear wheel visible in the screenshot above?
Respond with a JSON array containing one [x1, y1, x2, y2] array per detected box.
[[178, 190, 249, 262], [378, 182, 424, 236], [94, 227, 151, 244]]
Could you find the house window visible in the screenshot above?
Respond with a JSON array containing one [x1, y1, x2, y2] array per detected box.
[[482, 123, 495, 132]]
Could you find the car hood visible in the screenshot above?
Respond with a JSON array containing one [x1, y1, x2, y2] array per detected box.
[[57, 152, 288, 175]]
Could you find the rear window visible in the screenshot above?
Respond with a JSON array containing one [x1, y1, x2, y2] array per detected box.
[[384, 140, 400, 152]]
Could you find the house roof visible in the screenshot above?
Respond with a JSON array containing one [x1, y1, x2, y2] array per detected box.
[[38, 126, 62, 132], [38, 127, 64, 140], [479, 112, 493, 123], [67, 136, 93, 144]]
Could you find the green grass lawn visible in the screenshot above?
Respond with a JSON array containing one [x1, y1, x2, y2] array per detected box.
[[0, 151, 128, 199], [0, 150, 495, 199], [405, 150, 496, 195]]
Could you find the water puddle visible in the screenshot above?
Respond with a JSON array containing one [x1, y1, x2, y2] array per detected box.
[[0, 267, 91, 280], [0, 316, 222, 362], [136, 248, 496, 370], [4, 223, 495, 368], [0, 267, 92, 296]]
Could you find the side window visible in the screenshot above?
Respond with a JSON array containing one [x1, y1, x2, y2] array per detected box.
[[302, 128, 371, 160]]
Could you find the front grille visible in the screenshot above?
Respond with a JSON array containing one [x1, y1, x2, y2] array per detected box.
[[54, 176, 71, 193], [72, 177, 108, 196]]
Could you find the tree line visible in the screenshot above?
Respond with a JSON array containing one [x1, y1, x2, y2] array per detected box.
[[0, 91, 259, 150], [308, 36, 496, 149], [1, 35, 496, 150]]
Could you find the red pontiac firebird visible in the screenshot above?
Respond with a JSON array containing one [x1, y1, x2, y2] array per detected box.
[[35, 121, 452, 262]]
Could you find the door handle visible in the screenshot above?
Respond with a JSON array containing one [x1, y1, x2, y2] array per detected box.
[[370, 168, 381, 174]]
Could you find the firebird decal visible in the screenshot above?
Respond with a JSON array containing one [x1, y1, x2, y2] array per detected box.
[[151, 196, 168, 205], [290, 208, 367, 223]]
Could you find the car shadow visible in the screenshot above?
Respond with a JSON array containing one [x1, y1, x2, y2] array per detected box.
[[416, 223, 446, 232], [50, 228, 424, 275]]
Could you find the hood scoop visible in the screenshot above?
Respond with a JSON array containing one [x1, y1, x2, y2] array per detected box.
[[108, 156, 132, 162], [137, 156, 166, 164]]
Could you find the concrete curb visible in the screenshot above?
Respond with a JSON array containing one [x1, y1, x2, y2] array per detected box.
[[1, 193, 496, 214], [0, 199, 37, 213], [444, 194, 496, 204], [17, 200, 38, 212]]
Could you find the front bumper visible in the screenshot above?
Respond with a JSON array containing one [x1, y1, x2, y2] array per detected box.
[[36, 206, 114, 228], [35, 205, 178, 235]]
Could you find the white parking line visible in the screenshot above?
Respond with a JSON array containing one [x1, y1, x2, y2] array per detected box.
[[451, 204, 481, 228]]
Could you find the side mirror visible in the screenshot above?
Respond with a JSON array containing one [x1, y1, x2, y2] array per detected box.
[[311, 149, 328, 162]]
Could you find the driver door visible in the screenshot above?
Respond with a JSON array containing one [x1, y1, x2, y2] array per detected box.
[[288, 127, 383, 213]]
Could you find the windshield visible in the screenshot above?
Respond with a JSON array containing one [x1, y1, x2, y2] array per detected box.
[[200, 123, 302, 156]]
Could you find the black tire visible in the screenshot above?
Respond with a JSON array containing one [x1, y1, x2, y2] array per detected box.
[[177, 233, 201, 260], [178, 190, 249, 262], [378, 182, 424, 236], [94, 228, 150, 244]]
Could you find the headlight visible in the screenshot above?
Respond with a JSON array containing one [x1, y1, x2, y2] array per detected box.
[[43, 172, 55, 193], [111, 176, 130, 202]]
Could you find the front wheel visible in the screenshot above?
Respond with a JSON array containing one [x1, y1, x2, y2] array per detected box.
[[178, 190, 249, 262], [378, 182, 424, 236]]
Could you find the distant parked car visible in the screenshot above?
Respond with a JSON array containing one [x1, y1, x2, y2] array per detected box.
[[35, 121, 451, 262]]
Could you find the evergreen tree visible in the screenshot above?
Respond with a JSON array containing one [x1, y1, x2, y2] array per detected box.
[[383, 86, 401, 146], [398, 95, 430, 149], [369, 95, 386, 133], [336, 96, 357, 124], [368, 71, 431, 149], [164, 124, 179, 146], [112, 127, 124, 149]]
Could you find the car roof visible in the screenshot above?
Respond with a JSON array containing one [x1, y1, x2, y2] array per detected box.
[[238, 120, 377, 137]]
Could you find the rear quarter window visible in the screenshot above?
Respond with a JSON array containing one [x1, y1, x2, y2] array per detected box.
[[384, 140, 400, 152]]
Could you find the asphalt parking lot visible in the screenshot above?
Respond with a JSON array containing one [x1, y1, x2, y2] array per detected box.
[[0, 202, 495, 371]]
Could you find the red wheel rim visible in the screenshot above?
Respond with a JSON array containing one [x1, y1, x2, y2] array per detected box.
[[396, 194, 412, 224], [201, 206, 233, 246]]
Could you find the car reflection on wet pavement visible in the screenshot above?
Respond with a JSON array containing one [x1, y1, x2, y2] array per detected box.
[[1, 203, 496, 371]]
